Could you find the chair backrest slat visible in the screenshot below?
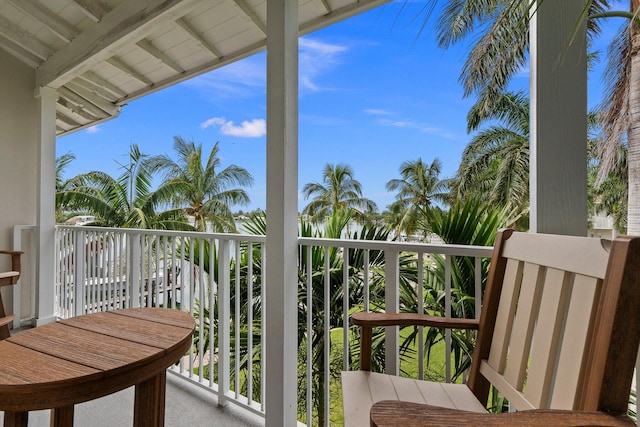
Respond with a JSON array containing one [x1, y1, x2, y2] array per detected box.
[[502, 262, 545, 390], [486, 258, 522, 372], [523, 268, 572, 408], [469, 231, 639, 416]]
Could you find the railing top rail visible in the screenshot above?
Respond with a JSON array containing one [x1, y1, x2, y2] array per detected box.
[[55, 225, 494, 257], [297, 236, 494, 257], [55, 225, 267, 244]]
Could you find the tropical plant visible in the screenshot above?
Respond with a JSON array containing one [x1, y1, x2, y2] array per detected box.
[[235, 209, 418, 425], [55, 152, 77, 222], [56, 144, 192, 230], [423, 0, 608, 127], [449, 91, 529, 227], [302, 163, 377, 223], [411, 198, 515, 380], [591, 143, 628, 235], [597, 1, 640, 235], [385, 157, 449, 238], [149, 136, 253, 232]]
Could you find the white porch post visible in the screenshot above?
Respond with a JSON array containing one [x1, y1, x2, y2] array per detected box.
[[530, 0, 588, 236], [35, 86, 57, 325], [265, 0, 298, 426]]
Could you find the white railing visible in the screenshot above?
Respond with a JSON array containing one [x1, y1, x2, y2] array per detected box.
[[54, 225, 493, 426]]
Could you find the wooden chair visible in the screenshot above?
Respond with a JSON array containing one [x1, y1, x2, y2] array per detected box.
[[342, 229, 640, 426], [0, 250, 22, 340]]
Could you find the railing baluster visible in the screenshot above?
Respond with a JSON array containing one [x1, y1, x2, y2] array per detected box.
[[73, 229, 85, 317], [218, 238, 231, 405], [306, 245, 313, 427], [343, 246, 350, 371], [323, 246, 330, 426], [247, 242, 254, 404], [234, 242, 241, 400], [445, 254, 452, 383], [418, 252, 424, 381], [209, 237, 216, 388], [384, 249, 400, 376], [364, 250, 370, 312], [260, 243, 266, 413]]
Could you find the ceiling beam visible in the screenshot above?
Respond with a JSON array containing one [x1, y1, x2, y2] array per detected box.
[[175, 17, 222, 58], [311, 0, 331, 14], [69, 0, 109, 23], [57, 97, 98, 122], [136, 38, 184, 74], [69, 77, 118, 103], [58, 86, 112, 118], [7, 0, 79, 43], [79, 71, 127, 99], [300, 0, 390, 36], [0, 34, 41, 67], [36, 0, 200, 88], [65, 81, 120, 116], [231, 0, 266, 35], [0, 15, 52, 60], [55, 110, 81, 128], [106, 57, 154, 87]]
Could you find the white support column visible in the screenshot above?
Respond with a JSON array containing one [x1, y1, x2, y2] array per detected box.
[[265, 1, 298, 426], [530, 0, 588, 236], [35, 86, 57, 325]]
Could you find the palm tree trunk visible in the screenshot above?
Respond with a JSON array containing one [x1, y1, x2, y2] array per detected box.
[[628, 4, 640, 235]]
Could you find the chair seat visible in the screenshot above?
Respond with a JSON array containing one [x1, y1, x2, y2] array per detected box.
[[342, 371, 487, 427]]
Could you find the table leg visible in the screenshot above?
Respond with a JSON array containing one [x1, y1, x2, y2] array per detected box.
[[50, 405, 74, 427], [134, 371, 166, 427], [4, 411, 28, 427]]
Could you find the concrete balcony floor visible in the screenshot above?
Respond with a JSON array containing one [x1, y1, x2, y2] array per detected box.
[[0, 373, 264, 427]]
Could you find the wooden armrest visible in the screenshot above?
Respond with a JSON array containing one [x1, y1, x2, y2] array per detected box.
[[370, 401, 635, 426], [352, 313, 478, 371], [351, 312, 479, 330], [0, 251, 22, 286]]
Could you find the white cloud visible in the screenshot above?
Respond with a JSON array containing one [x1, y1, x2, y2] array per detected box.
[[299, 37, 348, 92], [186, 37, 349, 97], [186, 56, 266, 99], [200, 117, 226, 129], [86, 125, 100, 134], [364, 109, 393, 116], [376, 117, 455, 139], [201, 117, 266, 138]]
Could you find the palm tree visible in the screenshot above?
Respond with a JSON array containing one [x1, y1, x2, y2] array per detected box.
[[450, 91, 529, 225], [149, 136, 254, 232], [57, 144, 190, 230], [55, 152, 76, 222], [591, 143, 628, 235], [428, 0, 608, 127], [302, 163, 377, 223], [598, 2, 640, 234], [385, 158, 449, 237]]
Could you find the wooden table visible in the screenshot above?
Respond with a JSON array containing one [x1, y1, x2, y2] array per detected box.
[[0, 308, 195, 427]]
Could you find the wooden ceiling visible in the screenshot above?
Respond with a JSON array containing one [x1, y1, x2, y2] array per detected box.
[[0, 0, 388, 135]]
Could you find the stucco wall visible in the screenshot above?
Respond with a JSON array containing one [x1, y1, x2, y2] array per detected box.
[[0, 49, 38, 248], [0, 49, 38, 321]]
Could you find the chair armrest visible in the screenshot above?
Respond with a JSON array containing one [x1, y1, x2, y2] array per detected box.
[[352, 312, 478, 371], [351, 312, 479, 330], [0, 251, 23, 286], [370, 401, 635, 426]]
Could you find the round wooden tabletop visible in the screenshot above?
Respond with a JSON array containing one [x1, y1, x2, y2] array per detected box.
[[0, 307, 195, 412]]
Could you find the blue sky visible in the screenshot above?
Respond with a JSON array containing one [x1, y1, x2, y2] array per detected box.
[[57, 1, 624, 213]]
